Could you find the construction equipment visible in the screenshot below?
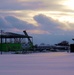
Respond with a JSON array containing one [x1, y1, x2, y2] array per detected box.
[[23, 30, 33, 45], [23, 30, 34, 51]]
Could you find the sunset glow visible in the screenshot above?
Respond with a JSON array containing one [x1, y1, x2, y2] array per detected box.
[[63, 0, 74, 10], [58, 16, 74, 23]]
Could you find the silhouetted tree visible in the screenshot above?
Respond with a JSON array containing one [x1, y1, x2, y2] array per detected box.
[[56, 41, 69, 46]]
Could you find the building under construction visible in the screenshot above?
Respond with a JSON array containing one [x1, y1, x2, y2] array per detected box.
[[0, 30, 33, 53]]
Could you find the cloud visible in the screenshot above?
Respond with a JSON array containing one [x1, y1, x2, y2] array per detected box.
[[27, 29, 50, 34], [17, 0, 67, 11], [32, 14, 74, 44], [5, 16, 37, 30], [34, 14, 74, 31], [0, 16, 37, 33], [0, 17, 13, 29], [0, 14, 74, 44], [0, 0, 68, 11], [0, 0, 74, 44], [0, 0, 44, 10], [1, 14, 74, 35], [0, 14, 64, 35], [34, 14, 64, 33]]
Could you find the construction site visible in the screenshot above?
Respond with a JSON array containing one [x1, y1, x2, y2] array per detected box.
[[0, 30, 74, 54], [0, 30, 34, 54]]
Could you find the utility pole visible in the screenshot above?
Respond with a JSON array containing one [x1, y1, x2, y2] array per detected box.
[[0, 30, 3, 54]]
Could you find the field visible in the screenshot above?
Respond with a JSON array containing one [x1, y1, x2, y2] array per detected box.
[[0, 52, 74, 75]]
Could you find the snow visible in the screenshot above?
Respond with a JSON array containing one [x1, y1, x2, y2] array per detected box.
[[0, 52, 74, 75]]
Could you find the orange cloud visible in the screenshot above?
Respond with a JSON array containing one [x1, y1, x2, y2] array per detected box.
[[27, 30, 50, 34]]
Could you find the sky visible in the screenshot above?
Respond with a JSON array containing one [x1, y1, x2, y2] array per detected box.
[[0, 0, 74, 45]]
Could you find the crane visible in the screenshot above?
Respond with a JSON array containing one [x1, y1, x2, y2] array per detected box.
[[23, 30, 33, 45], [23, 30, 34, 51]]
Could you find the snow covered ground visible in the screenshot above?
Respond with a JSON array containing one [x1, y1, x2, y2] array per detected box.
[[0, 52, 74, 75]]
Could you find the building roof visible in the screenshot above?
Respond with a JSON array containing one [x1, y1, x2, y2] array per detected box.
[[0, 32, 32, 38]]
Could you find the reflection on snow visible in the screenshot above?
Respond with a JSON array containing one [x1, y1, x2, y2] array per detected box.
[[0, 52, 74, 75]]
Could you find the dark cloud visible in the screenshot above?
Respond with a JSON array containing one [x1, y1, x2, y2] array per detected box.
[[5, 16, 26, 29], [0, 16, 36, 32], [34, 14, 58, 26], [5, 16, 36, 30], [0, 17, 13, 30], [34, 14, 63, 34], [0, 17, 7, 28]]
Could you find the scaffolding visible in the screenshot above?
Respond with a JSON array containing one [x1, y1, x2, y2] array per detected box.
[[0, 30, 33, 54]]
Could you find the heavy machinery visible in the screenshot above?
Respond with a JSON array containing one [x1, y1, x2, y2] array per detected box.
[[22, 30, 34, 53], [23, 30, 33, 46]]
